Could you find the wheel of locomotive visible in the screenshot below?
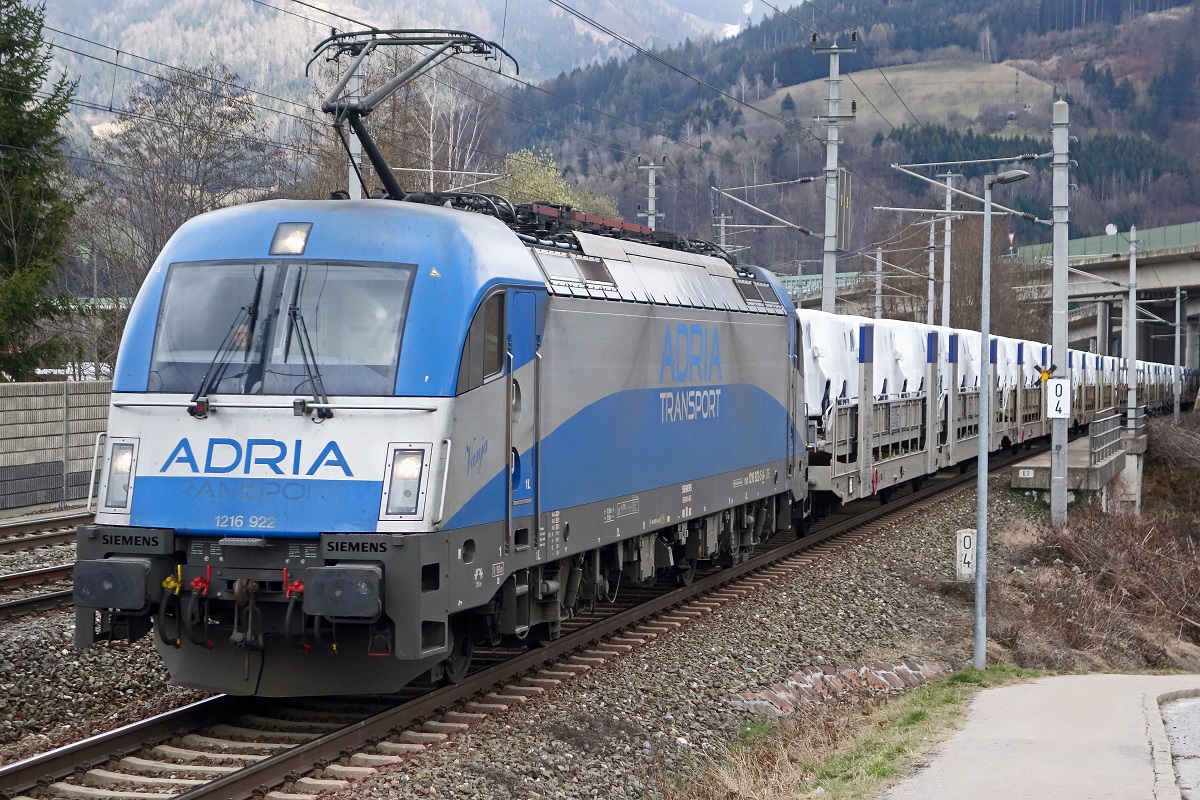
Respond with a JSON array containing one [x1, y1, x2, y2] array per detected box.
[[442, 619, 474, 685], [673, 557, 697, 587], [910, 475, 925, 492], [878, 487, 893, 505]]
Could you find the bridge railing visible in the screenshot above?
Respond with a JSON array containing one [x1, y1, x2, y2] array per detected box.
[[1120, 404, 1148, 437], [1088, 409, 1123, 465]]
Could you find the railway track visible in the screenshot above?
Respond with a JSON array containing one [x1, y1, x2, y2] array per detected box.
[[0, 514, 91, 554], [0, 514, 90, 620], [0, 445, 1043, 800]]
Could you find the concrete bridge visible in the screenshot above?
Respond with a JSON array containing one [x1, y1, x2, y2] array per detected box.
[[1019, 221, 1200, 367]]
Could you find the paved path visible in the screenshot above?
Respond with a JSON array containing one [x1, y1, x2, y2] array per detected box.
[[882, 674, 1200, 800]]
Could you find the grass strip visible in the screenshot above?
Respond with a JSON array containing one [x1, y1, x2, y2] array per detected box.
[[663, 664, 1042, 800]]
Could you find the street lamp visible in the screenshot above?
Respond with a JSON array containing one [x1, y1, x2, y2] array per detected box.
[[975, 168, 1029, 672]]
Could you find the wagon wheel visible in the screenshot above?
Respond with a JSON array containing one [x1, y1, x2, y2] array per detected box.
[[442, 620, 474, 685], [673, 557, 696, 587]]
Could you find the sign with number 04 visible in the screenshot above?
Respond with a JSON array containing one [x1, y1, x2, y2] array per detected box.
[[1046, 377, 1070, 419], [956, 529, 977, 582]]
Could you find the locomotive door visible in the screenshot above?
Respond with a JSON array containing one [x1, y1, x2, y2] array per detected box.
[[787, 315, 800, 477], [506, 290, 542, 559]]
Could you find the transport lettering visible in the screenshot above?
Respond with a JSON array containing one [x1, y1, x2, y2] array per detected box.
[[659, 388, 722, 422], [101, 534, 160, 547], [160, 438, 353, 477], [659, 323, 722, 384], [326, 541, 388, 553], [183, 480, 311, 501]]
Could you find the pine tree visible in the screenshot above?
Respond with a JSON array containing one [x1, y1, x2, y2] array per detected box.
[[0, 0, 76, 379]]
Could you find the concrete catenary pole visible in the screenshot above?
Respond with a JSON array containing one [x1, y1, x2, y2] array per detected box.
[[1176, 286, 1183, 424], [927, 223, 936, 325], [1050, 100, 1070, 527], [638, 157, 665, 232], [941, 174, 955, 328], [875, 247, 883, 320], [814, 35, 855, 312], [1127, 226, 1138, 428]]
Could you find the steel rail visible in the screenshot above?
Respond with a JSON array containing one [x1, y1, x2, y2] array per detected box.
[[0, 564, 72, 590], [0, 512, 91, 543], [0, 696, 237, 798], [0, 589, 73, 619], [0, 530, 77, 554]]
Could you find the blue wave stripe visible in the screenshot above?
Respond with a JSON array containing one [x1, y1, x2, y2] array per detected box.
[[445, 384, 788, 529]]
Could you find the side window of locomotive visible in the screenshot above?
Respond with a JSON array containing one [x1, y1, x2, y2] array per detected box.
[[575, 256, 614, 284], [457, 292, 506, 394]]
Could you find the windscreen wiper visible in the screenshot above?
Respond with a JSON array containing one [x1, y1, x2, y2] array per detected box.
[[187, 268, 264, 419], [283, 270, 333, 420]]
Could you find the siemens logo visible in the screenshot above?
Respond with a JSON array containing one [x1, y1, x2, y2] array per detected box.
[[160, 438, 353, 477], [660, 323, 722, 384], [102, 534, 160, 547], [326, 541, 388, 553]]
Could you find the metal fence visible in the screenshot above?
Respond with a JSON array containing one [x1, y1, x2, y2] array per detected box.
[[1020, 221, 1200, 262]]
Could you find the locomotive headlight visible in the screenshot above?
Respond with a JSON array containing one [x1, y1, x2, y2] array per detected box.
[[105, 442, 136, 509], [386, 449, 424, 516]]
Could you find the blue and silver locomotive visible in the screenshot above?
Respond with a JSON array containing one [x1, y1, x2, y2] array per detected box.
[[73, 192, 806, 694]]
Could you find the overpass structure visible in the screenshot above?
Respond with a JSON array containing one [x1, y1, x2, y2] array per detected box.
[[1019, 221, 1200, 368]]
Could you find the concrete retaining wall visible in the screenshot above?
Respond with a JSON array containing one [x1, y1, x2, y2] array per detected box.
[[0, 381, 111, 510]]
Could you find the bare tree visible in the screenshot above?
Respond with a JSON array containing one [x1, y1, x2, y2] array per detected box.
[[74, 59, 285, 369]]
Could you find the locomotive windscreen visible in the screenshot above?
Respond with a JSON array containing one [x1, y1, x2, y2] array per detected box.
[[147, 260, 416, 396]]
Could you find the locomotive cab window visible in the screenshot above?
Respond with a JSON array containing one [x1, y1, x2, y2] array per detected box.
[[147, 259, 416, 396], [457, 292, 506, 394]]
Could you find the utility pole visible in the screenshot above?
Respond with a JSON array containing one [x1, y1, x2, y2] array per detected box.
[[927, 223, 936, 326], [875, 247, 883, 320], [638, 156, 666, 232], [812, 33, 856, 313], [1049, 100, 1070, 527], [939, 172, 958, 328], [715, 212, 732, 249], [1176, 286, 1184, 424], [1127, 226, 1138, 429]]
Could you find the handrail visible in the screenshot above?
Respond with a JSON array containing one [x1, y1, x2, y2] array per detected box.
[[85, 432, 107, 513], [433, 438, 452, 526]]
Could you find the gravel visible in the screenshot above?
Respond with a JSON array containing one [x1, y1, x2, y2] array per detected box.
[[0, 478, 1021, 794], [329, 478, 1025, 800]]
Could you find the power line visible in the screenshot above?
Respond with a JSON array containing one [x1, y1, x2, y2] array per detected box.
[[44, 25, 316, 116]]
